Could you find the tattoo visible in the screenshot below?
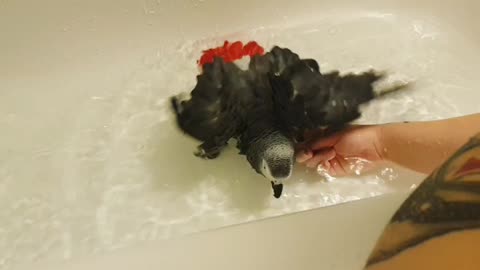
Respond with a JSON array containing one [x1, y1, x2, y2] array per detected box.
[[365, 133, 480, 267]]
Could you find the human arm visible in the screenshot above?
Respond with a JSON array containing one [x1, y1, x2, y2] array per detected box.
[[378, 113, 480, 174], [296, 113, 480, 175], [364, 132, 480, 270]]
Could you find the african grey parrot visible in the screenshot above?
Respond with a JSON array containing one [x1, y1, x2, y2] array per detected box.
[[170, 45, 409, 198]]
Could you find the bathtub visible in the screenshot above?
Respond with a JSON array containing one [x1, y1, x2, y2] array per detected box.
[[1, 0, 479, 269]]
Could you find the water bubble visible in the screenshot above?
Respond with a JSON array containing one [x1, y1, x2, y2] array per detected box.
[[380, 167, 399, 181]]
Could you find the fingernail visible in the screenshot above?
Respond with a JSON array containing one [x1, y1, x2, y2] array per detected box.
[[303, 149, 312, 157], [295, 153, 305, 162], [296, 149, 311, 162], [322, 161, 335, 176]]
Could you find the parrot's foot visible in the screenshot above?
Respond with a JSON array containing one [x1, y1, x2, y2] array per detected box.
[[194, 145, 221, 159], [294, 133, 305, 143]]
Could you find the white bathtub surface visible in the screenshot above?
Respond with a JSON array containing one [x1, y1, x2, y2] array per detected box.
[[1, 0, 479, 269], [19, 192, 410, 270]]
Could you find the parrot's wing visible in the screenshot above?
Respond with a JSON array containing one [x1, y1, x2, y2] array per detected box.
[[309, 69, 411, 130], [170, 57, 247, 159], [312, 70, 383, 128], [266, 56, 332, 142], [269, 58, 410, 139], [268, 70, 309, 143], [246, 47, 319, 142]]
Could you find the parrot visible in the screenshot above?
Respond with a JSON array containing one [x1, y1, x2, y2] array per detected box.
[[170, 43, 410, 198]]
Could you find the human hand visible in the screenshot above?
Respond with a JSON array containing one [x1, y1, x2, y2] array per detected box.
[[296, 125, 384, 176]]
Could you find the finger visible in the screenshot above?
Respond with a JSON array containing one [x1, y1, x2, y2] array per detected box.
[[308, 124, 370, 150], [339, 158, 356, 175], [308, 132, 342, 150], [306, 149, 336, 168], [317, 161, 332, 174], [330, 158, 347, 176], [317, 160, 335, 176], [296, 148, 313, 163]]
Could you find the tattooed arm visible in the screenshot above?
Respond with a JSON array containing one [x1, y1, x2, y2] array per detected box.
[[364, 132, 480, 270]]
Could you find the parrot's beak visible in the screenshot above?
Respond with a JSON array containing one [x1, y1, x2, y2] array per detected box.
[[271, 182, 284, 198]]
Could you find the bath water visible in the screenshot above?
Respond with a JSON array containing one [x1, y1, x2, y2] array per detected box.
[[1, 10, 479, 269]]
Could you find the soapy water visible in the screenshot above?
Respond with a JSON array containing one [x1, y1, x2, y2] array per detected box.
[[1, 11, 480, 269]]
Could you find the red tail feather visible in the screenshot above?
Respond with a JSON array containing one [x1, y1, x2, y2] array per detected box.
[[197, 40, 265, 67]]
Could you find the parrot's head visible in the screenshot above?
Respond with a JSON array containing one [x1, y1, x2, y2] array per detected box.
[[246, 131, 295, 198]]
